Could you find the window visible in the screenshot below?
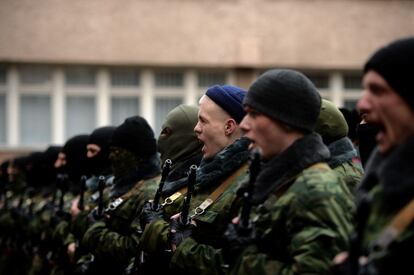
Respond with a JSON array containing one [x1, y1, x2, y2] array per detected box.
[[66, 97, 96, 139], [20, 66, 51, 85], [111, 69, 140, 87], [344, 99, 359, 110], [305, 73, 329, 89], [0, 95, 5, 143], [111, 97, 139, 126], [198, 72, 226, 87], [344, 75, 362, 90], [155, 72, 183, 87], [155, 98, 183, 136], [65, 67, 96, 86], [20, 95, 51, 145]]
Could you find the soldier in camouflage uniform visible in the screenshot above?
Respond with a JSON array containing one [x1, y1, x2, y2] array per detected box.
[[315, 99, 364, 193], [67, 126, 116, 265], [333, 37, 414, 275], [139, 85, 250, 275], [225, 69, 355, 275], [136, 104, 202, 273], [50, 135, 90, 275], [80, 116, 160, 274]]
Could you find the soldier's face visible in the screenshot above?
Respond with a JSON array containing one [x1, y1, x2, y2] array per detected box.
[[358, 70, 414, 154], [54, 152, 67, 168], [87, 144, 101, 158], [240, 106, 291, 160], [194, 95, 230, 160]]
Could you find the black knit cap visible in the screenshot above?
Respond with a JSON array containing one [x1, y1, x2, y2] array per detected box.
[[111, 116, 157, 157], [364, 37, 414, 110], [244, 69, 321, 132]]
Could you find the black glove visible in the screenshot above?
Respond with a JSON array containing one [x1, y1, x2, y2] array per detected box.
[[168, 218, 195, 249], [222, 221, 256, 265], [139, 201, 164, 230]]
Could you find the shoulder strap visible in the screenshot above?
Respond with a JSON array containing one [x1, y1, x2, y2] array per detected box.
[[370, 198, 414, 253], [191, 163, 248, 218], [105, 179, 146, 212], [161, 186, 188, 207]]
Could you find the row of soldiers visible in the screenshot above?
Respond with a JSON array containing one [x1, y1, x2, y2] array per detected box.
[[1, 37, 413, 275]]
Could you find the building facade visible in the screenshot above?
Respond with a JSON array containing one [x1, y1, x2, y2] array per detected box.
[[1, 0, 414, 156]]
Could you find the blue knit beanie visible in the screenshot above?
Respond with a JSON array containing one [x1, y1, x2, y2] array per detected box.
[[205, 85, 247, 123]]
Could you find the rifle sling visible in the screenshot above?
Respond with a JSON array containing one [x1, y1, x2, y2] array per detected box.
[[105, 179, 147, 212], [371, 197, 414, 253], [161, 186, 188, 207], [191, 163, 248, 218]]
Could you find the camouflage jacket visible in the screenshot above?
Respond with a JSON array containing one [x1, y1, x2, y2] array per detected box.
[[231, 133, 355, 275], [355, 138, 414, 275], [81, 174, 160, 273], [327, 137, 364, 194], [139, 137, 250, 274]]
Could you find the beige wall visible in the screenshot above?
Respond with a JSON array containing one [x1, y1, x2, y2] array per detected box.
[[1, 0, 414, 69]]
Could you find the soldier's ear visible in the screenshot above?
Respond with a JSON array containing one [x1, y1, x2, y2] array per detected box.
[[224, 119, 237, 136]]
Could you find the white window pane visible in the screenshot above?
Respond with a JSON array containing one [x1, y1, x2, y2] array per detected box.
[[66, 97, 96, 139], [344, 75, 362, 90], [111, 97, 139, 126], [20, 95, 51, 145], [155, 72, 183, 87], [344, 100, 359, 110], [0, 95, 6, 143], [305, 73, 329, 89], [198, 72, 226, 87], [155, 98, 183, 136], [65, 67, 96, 86], [111, 69, 140, 87], [20, 65, 51, 85]]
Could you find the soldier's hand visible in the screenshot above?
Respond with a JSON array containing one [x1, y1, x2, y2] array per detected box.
[[222, 217, 256, 265], [67, 242, 76, 263], [168, 217, 195, 252], [139, 200, 164, 230]]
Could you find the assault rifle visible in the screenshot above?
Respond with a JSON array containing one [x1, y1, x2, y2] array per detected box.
[[152, 159, 172, 210], [240, 150, 261, 229], [77, 175, 87, 211], [96, 176, 106, 218], [180, 165, 197, 225]]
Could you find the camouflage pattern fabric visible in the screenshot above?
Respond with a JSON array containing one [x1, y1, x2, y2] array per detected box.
[[231, 164, 355, 275]]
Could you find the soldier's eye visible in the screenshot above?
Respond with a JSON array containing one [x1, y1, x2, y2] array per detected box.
[[160, 127, 172, 137]]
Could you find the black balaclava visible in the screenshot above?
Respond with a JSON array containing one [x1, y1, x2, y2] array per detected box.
[[88, 126, 116, 176], [62, 134, 90, 185], [356, 123, 380, 168], [109, 116, 158, 183], [0, 160, 10, 188], [25, 152, 45, 189], [39, 146, 62, 193], [111, 116, 157, 158]]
